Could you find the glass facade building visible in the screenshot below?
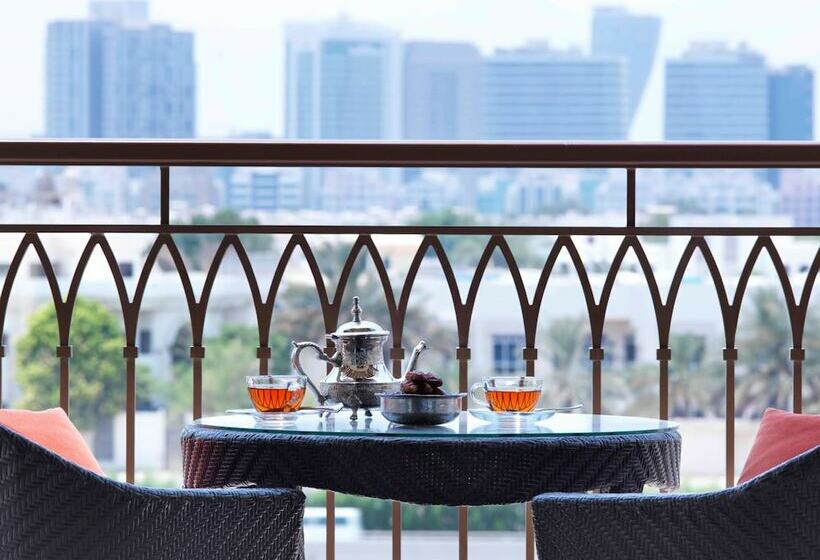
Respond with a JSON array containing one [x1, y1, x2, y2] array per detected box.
[[46, 4, 194, 138], [481, 45, 628, 140], [284, 19, 400, 139], [403, 41, 481, 140], [665, 43, 768, 140], [768, 65, 814, 140], [592, 6, 661, 129]]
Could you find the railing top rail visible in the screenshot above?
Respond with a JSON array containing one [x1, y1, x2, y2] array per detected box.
[[4, 139, 820, 167]]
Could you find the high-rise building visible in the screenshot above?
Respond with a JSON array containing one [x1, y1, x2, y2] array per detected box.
[[46, 22, 96, 137], [665, 43, 768, 140], [768, 65, 814, 140], [89, 0, 147, 24], [403, 42, 481, 139], [481, 44, 627, 140], [591, 6, 661, 130], [46, 1, 195, 138], [284, 18, 400, 139]]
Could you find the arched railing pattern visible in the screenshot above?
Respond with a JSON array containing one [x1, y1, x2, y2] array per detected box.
[[2, 140, 820, 560]]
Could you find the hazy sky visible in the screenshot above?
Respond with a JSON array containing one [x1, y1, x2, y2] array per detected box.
[[2, 0, 820, 139]]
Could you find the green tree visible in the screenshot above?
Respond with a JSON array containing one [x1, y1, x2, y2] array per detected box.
[[166, 324, 293, 417], [15, 298, 153, 433], [171, 208, 270, 270]]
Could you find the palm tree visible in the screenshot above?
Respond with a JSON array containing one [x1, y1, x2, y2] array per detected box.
[[734, 289, 794, 417], [734, 288, 820, 416], [541, 317, 587, 406]]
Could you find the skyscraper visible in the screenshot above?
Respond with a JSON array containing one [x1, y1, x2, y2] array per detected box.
[[46, 22, 96, 137], [592, 6, 661, 131], [768, 65, 814, 140], [46, 1, 195, 138], [665, 43, 768, 140], [89, 0, 147, 24], [482, 44, 627, 140], [403, 42, 481, 139], [284, 19, 400, 139]]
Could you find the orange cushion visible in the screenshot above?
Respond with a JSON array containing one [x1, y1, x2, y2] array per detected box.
[[0, 408, 105, 476], [737, 407, 820, 484]]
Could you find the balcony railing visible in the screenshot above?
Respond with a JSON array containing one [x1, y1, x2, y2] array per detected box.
[[2, 139, 820, 560]]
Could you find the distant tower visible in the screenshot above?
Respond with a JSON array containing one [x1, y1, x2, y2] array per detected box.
[[592, 7, 661, 130], [482, 43, 628, 140], [46, 0, 195, 138], [403, 42, 481, 139], [665, 43, 768, 140], [768, 65, 814, 140], [88, 0, 148, 24], [284, 18, 400, 139]]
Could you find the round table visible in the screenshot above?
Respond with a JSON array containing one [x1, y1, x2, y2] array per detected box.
[[182, 411, 680, 506]]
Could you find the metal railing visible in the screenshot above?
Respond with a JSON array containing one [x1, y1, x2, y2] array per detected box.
[[2, 139, 820, 560]]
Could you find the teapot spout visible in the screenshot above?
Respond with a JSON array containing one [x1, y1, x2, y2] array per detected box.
[[404, 341, 428, 376]]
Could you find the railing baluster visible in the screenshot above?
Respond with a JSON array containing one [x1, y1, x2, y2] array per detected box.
[[160, 166, 170, 225], [257, 346, 270, 375], [124, 345, 138, 484], [523, 350, 536, 560], [723, 348, 737, 487], [457, 347, 470, 560], [459, 506, 469, 560], [57, 345, 71, 414], [791, 348, 804, 413], [325, 342, 336, 560], [391, 348, 404, 560], [590, 348, 604, 414], [657, 348, 671, 420], [191, 346, 204, 420], [326, 490, 335, 560], [392, 501, 402, 560], [626, 168, 636, 228]]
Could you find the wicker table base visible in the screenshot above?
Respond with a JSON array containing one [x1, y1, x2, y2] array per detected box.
[[182, 424, 680, 506]]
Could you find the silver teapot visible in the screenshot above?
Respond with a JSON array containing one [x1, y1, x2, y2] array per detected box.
[[292, 297, 426, 420]]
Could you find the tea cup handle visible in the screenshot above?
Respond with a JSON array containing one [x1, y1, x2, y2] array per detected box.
[[469, 382, 488, 408]]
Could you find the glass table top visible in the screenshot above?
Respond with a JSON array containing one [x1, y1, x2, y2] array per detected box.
[[196, 410, 679, 438]]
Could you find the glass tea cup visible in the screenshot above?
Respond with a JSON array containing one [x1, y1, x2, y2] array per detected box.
[[469, 376, 543, 412], [246, 375, 307, 413]]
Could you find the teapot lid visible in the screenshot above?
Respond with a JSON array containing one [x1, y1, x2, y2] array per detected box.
[[332, 297, 389, 338]]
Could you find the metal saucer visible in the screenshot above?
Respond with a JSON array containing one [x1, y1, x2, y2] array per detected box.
[[468, 404, 582, 423]]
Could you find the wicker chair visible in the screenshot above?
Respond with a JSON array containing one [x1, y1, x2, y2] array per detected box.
[[0, 424, 305, 560], [532, 445, 820, 560]]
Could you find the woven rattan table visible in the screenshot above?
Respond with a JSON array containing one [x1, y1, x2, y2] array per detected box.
[[182, 411, 680, 506]]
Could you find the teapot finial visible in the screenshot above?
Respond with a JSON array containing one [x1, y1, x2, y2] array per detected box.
[[351, 296, 362, 323]]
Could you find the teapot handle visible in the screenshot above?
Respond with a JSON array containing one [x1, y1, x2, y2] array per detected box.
[[291, 341, 335, 405]]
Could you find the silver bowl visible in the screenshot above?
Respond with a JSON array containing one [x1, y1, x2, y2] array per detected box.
[[378, 392, 466, 425]]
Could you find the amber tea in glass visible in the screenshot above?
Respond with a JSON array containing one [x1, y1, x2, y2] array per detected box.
[[246, 375, 306, 413], [470, 376, 543, 412]]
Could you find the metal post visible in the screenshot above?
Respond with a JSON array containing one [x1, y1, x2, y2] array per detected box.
[[724, 348, 737, 487], [124, 345, 138, 484], [160, 166, 170, 225]]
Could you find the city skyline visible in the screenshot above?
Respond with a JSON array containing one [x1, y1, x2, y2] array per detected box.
[[4, 0, 820, 139]]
